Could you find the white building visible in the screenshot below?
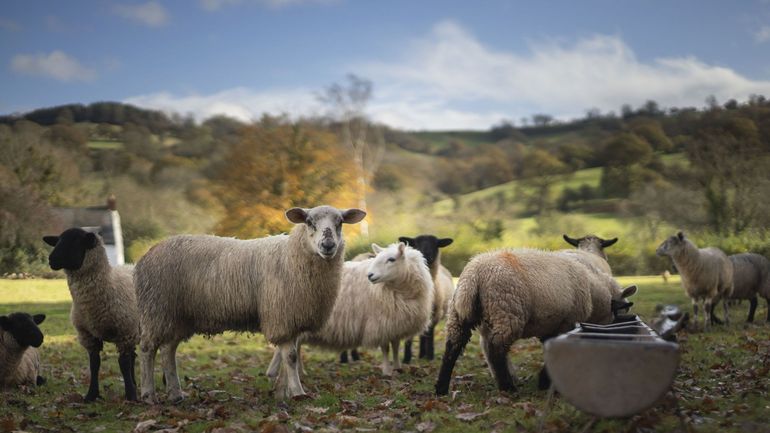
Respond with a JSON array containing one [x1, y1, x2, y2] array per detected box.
[[51, 196, 125, 266]]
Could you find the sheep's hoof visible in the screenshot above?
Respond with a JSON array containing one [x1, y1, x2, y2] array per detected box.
[[83, 392, 101, 403], [291, 393, 312, 401], [394, 367, 404, 373], [141, 392, 158, 405]]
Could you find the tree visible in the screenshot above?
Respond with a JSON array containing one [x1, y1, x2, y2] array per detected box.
[[516, 149, 569, 214], [214, 118, 357, 238], [319, 74, 384, 238]]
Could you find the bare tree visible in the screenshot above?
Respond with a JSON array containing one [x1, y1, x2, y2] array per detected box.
[[319, 74, 384, 237]]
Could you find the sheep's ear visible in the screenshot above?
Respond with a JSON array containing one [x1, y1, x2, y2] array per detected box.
[[677, 231, 684, 241], [0, 316, 8, 330], [285, 208, 308, 224], [342, 208, 366, 224], [621, 285, 638, 298], [437, 238, 453, 248], [371, 243, 383, 254], [563, 234, 579, 247], [396, 242, 406, 257], [33, 314, 46, 325], [43, 236, 59, 247], [398, 236, 414, 246], [84, 232, 98, 249], [600, 237, 618, 248]]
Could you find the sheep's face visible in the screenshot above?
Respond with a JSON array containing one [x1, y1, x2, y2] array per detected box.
[[286, 206, 366, 260], [563, 234, 617, 259], [656, 231, 685, 257], [610, 285, 638, 319], [0, 312, 46, 348], [43, 228, 99, 271], [366, 242, 407, 284], [398, 235, 453, 267]]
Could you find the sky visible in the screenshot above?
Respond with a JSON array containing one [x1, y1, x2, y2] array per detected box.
[[2, 0, 770, 130]]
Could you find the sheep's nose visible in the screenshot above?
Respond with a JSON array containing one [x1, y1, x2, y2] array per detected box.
[[368, 273, 376, 282]]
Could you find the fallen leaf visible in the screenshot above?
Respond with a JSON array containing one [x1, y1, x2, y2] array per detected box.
[[456, 411, 488, 422]]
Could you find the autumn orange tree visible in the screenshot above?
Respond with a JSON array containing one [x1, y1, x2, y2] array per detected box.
[[214, 117, 358, 238]]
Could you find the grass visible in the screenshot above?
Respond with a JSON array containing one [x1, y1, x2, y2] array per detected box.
[[1, 278, 769, 432], [87, 140, 124, 150]]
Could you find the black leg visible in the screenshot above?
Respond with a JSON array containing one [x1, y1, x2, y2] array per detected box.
[[403, 339, 413, 364], [84, 350, 101, 402], [351, 348, 360, 361], [435, 323, 472, 396], [340, 351, 349, 364], [747, 297, 758, 323], [488, 341, 515, 392], [118, 351, 138, 401], [709, 302, 724, 325], [766, 299, 769, 322], [538, 366, 551, 390], [427, 324, 436, 360], [418, 333, 427, 359]]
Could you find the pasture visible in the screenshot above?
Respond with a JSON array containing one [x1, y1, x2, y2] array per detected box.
[[1, 277, 768, 433]]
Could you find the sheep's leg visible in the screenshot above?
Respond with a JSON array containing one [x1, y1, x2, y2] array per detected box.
[[403, 338, 413, 364], [428, 324, 436, 360], [691, 299, 699, 326], [721, 297, 730, 326], [747, 297, 757, 323], [351, 348, 360, 361], [703, 300, 712, 330], [380, 344, 393, 376], [84, 348, 102, 402], [118, 347, 138, 401], [423, 323, 436, 360], [418, 332, 427, 359], [709, 298, 724, 325], [160, 340, 184, 403], [435, 315, 473, 396], [139, 341, 159, 404], [267, 348, 282, 380], [340, 351, 349, 364], [766, 298, 770, 322], [391, 340, 402, 372], [274, 341, 306, 399], [297, 343, 306, 377], [487, 336, 516, 392]]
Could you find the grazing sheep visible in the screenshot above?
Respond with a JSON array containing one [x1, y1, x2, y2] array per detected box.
[[656, 231, 733, 329], [268, 242, 433, 377], [0, 313, 46, 388], [398, 235, 455, 362], [562, 234, 618, 275], [43, 228, 139, 402], [135, 206, 365, 401], [727, 253, 770, 323], [435, 248, 637, 395]]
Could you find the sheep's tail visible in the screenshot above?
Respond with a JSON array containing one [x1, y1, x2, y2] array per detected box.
[[452, 263, 482, 326]]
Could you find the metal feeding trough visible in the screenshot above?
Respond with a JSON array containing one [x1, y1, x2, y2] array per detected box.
[[543, 315, 680, 418]]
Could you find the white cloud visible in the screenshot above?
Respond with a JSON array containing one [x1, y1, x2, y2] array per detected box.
[[11, 51, 96, 82], [200, 0, 336, 11], [755, 26, 770, 43], [123, 20, 770, 130], [114, 2, 168, 27]]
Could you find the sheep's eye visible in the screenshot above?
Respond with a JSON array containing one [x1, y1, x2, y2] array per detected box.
[[306, 221, 315, 230], [387, 257, 396, 263]]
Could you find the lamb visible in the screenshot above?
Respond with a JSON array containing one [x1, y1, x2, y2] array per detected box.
[[398, 235, 455, 363], [656, 231, 733, 329], [268, 242, 433, 377], [43, 228, 139, 402], [0, 312, 46, 388], [727, 253, 770, 323], [135, 206, 365, 401], [435, 248, 637, 395], [562, 234, 618, 276]]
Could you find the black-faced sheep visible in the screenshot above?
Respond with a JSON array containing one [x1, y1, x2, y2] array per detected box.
[[134, 206, 365, 401], [656, 231, 733, 329], [727, 253, 770, 323], [398, 235, 454, 362], [43, 228, 139, 402], [0, 312, 46, 388], [562, 234, 617, 275], [435, 248, 637, 395], [267, 242, 434, 377]]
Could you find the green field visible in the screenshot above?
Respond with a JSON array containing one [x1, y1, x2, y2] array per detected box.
[[1, 278, 769, 432]]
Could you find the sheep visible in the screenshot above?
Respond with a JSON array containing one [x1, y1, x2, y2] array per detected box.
[[0, 312, 46, 388], [267, 242, 434, 377], [656, 231, 733, 329], [43, 228, 139, 402], [562, 234, 617, 276], [435, 248, 638, 395], [398, 235, 455, 363], [338, 251, 377, 363], [134, 206, 366, 402], [726, 253, 770, 323]]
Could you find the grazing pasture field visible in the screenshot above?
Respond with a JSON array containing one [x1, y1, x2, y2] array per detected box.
[[1, 277, 768, 433]]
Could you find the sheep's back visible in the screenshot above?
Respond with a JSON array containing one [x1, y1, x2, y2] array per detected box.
[[730, 253, 769, 299]]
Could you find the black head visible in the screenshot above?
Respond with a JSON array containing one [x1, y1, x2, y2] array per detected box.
[[397, 235, 453, 266], [43, 227, 99, 271], [563, 234, 618, 250], [0, 312, 46, 348]]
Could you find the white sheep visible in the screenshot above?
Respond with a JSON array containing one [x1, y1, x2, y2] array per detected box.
[[656, 231, 733, 329], [435, 248, 637, 395], [398, 235, 455, 362], [727, 253, 770, 323], [562, 234, 618, 275], [43, 228, 139, 402], [134, 206, 365, 401], [267, 242, 433, 377], [0, 312, 46, 388]]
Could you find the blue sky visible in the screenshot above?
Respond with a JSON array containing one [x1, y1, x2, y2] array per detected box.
[[2, 0, 770, 130]]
